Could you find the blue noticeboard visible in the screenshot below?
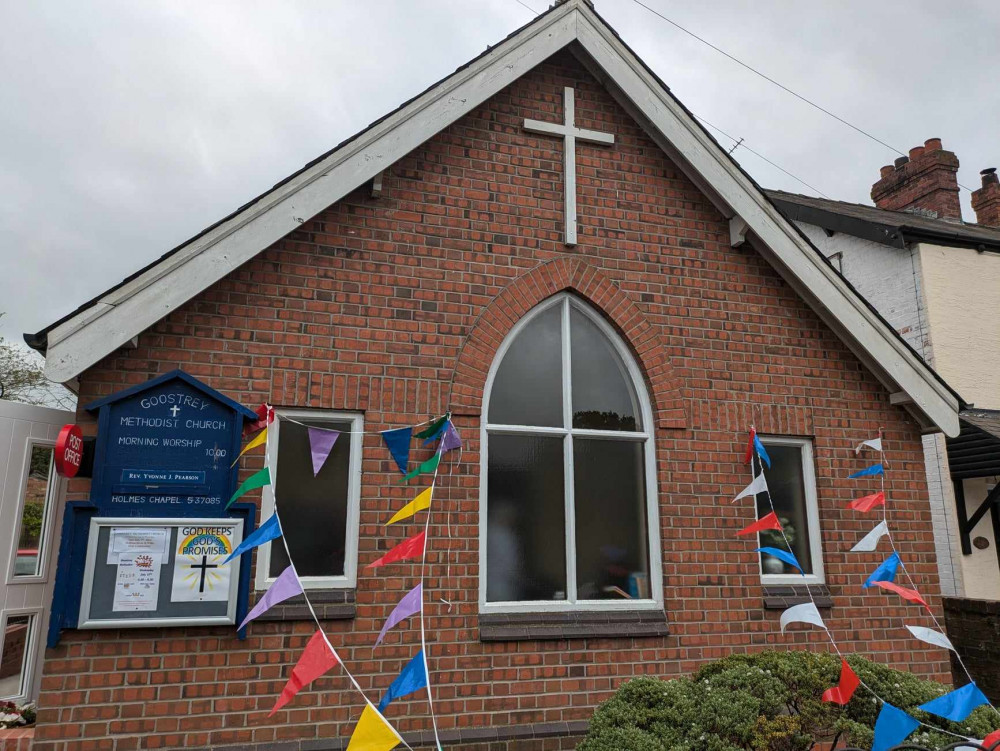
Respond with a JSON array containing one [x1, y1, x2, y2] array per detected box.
[[48, 370, 260, 646]]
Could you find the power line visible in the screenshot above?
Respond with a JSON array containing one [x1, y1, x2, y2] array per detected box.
[[512, 0, 540, 15]]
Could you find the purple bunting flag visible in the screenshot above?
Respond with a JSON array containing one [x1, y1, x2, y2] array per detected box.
[[239, 566, 303, 630], [308, 427, 340, 477], [440, 421, 462, 453], [375, 584, 423, 646]]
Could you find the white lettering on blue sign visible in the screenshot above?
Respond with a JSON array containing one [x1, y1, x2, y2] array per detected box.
[[138, 393, 212, 411]]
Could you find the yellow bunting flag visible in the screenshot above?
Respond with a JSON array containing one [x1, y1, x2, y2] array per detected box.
[[385, 486, 433, 526], [346, 703, 401, 751], [231, 427, 268, 467]]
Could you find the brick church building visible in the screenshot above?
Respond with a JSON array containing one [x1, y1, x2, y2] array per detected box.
[[24, 1, 966, 748]]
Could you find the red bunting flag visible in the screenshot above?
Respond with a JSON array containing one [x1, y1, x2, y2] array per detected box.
[[848, 491, 886, 513], [269, 631, 339, 716], [873, 580, 931, 612], [743, 427, 756, 465], [822, 659, 860, 705], [244, 403, 275, 437], [367, 531, 426, 570], [737, 512, 782, 536]]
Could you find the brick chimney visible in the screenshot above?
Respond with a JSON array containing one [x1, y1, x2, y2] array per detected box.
[[871, 138, 962, 221], [972, 167, 1000, 227]]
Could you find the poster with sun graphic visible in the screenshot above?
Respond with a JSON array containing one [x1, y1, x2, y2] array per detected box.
[[170, 525, 235, 602]]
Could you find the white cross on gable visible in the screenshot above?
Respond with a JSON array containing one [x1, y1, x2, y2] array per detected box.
[[523, 86, 614, 247], [170, 405, 181, 417]]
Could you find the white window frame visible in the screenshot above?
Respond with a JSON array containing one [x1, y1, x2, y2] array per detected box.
[[479, 293, 663, 613], [255, 409, 363, 591], [0, 608, 39, 702], [755, 435, 825, 585], [6, 439, 62, 584]]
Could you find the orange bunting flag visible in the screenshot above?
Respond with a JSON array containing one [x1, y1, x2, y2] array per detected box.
[[872, 580, 931, 612], [737, 511, 782, 536], [848, 491, 885, 513], [822, 659, 860, 705], [269, 631, 340, 716], [367, 531, 426, 570]]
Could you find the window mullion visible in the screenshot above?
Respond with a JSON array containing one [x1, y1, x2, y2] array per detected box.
[[561, 297, 577, 604]]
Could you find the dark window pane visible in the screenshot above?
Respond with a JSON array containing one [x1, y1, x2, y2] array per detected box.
[[486, 434, 566, 602], [570, 307, 640, 431], [270, 420, 353, 578], [15, 445, 54, 577], [0, 614, 32, 699], [755, 443, 813, 576], [488, 303, 563, 427], [574, 438, 649, 599]]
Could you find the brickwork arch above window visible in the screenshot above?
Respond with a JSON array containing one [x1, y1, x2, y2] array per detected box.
[[449, 258, 687, 428]]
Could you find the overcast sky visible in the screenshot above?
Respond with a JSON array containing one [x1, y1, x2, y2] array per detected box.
[[2, 0, 997, 349]]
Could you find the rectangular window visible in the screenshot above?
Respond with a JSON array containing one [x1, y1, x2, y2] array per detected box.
[[257, 411, 362, 590], [13, 444, 57, 579], [754, 437, 824, 584], [0, 614, 34, 701]]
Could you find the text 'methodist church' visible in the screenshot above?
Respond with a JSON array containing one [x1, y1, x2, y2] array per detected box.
[[23, 1, 968, 748]]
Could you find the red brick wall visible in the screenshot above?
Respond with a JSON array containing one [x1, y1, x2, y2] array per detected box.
[[36, 51, 950, 750]]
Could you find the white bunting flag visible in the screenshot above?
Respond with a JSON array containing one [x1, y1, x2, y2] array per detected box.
[[905, 625, 955, 652], [849, 521, 889, 552], [855, 437, 883, 455], [779, 602, 828, 634], [731, 473, 768, 504]]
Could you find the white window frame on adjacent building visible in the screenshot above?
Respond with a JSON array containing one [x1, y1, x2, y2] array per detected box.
[[754, 435, 825, 586], [0, 608, 39, 702], [6, 439, 62, 584], [255, 409, 363, 591], [479, 293, 663, 614]]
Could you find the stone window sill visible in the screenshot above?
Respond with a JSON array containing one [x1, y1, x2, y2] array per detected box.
[[479, 609, 669, 641], [762, 583, 833, 610], [252, 589, 356, 621]]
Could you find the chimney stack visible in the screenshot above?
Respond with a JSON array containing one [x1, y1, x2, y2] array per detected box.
[[972, 167, 1000, 228], [871, 138, 962, 221]]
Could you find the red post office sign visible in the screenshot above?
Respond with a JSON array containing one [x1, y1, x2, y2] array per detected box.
[[55, 424, 84, 478]]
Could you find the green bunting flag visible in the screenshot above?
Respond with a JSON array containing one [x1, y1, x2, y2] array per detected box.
[[401, 451, 441, 483], [227, 466, 271, 508], [414, 414, 448, 440]]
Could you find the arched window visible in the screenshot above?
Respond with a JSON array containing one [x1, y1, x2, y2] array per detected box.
[[480, 293, 661, 610]]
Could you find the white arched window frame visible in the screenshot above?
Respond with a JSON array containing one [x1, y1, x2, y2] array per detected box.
[[479, 293, 663, 613]]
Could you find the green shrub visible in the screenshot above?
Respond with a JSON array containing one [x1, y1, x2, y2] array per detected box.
[[577, 651, 1000, 751]]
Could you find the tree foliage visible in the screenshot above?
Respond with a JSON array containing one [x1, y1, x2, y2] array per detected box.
[[0, 314, 75, 410]]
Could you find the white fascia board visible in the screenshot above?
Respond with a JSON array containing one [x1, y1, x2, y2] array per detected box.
[[574, 13, 959, 437], [43, 4, 580, 383]]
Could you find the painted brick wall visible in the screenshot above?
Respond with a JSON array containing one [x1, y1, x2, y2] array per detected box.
[[35, 51, 951, 751]]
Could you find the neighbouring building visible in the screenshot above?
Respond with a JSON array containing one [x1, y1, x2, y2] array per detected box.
[[13, 2, 973, 749]]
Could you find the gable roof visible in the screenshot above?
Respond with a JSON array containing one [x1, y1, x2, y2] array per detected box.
[[26, 0, 964, 436], [84, 368, 258, 420], [768, 189, 1000, 253]]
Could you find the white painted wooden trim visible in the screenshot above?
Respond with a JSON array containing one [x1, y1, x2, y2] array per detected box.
[[256, 409, 363, 591], [40, 0, 960, 437], [5, 438, 61, 585], [478, 292, 663, 613], [0, 608, 40, 702]]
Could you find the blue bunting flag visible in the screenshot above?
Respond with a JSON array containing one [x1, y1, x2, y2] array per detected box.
[[756, 547, 804, 575], [381, 427, 412, 475], [917, 682, 989, 722], [872, 703, 919, 751], [224, 514, 281, 564], [753, 434, 771, 469], [378, 650, 428, 712], [848, 463, 884, 479], [863, 552, 901, 588]]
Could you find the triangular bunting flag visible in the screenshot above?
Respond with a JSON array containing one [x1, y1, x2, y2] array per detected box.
[[402, 450, 442, 483], [872, 580, 931, 612], [269, 630, 339, 716], [756, 547, 804, 574], [822, 659, 860, 705], [244, 403, 274, 436], [863, 552, 901, 588], [346, 703, 401, 751], [872, 703, 919, 751], [367, 531, 426, 570], [753, 434, 771, 468], [223, 513, 281, 564], [849, 463, 884, 478], [415, 414, 449, 441], [918, 682, 990, 722], [239, 566, 302, 630], [737, 512, 782, 536], [375, 584, 422, 647], [850, 521, 889, 552], [232, 427, 269, 467], [440, 421, 462, 453], [856, 437, 883, 454], [308, 427, 340, 476], [227, 466, 271, 509], [779, 602, 827, 634], [905, 625, 955, 652], [378, 650, 429, 711], [732, 473, 768, 504], [386, 486, 433, 526], [381, 427, 412, 475], [848, 491, 886, 513], [743, 427, 756, 465]]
